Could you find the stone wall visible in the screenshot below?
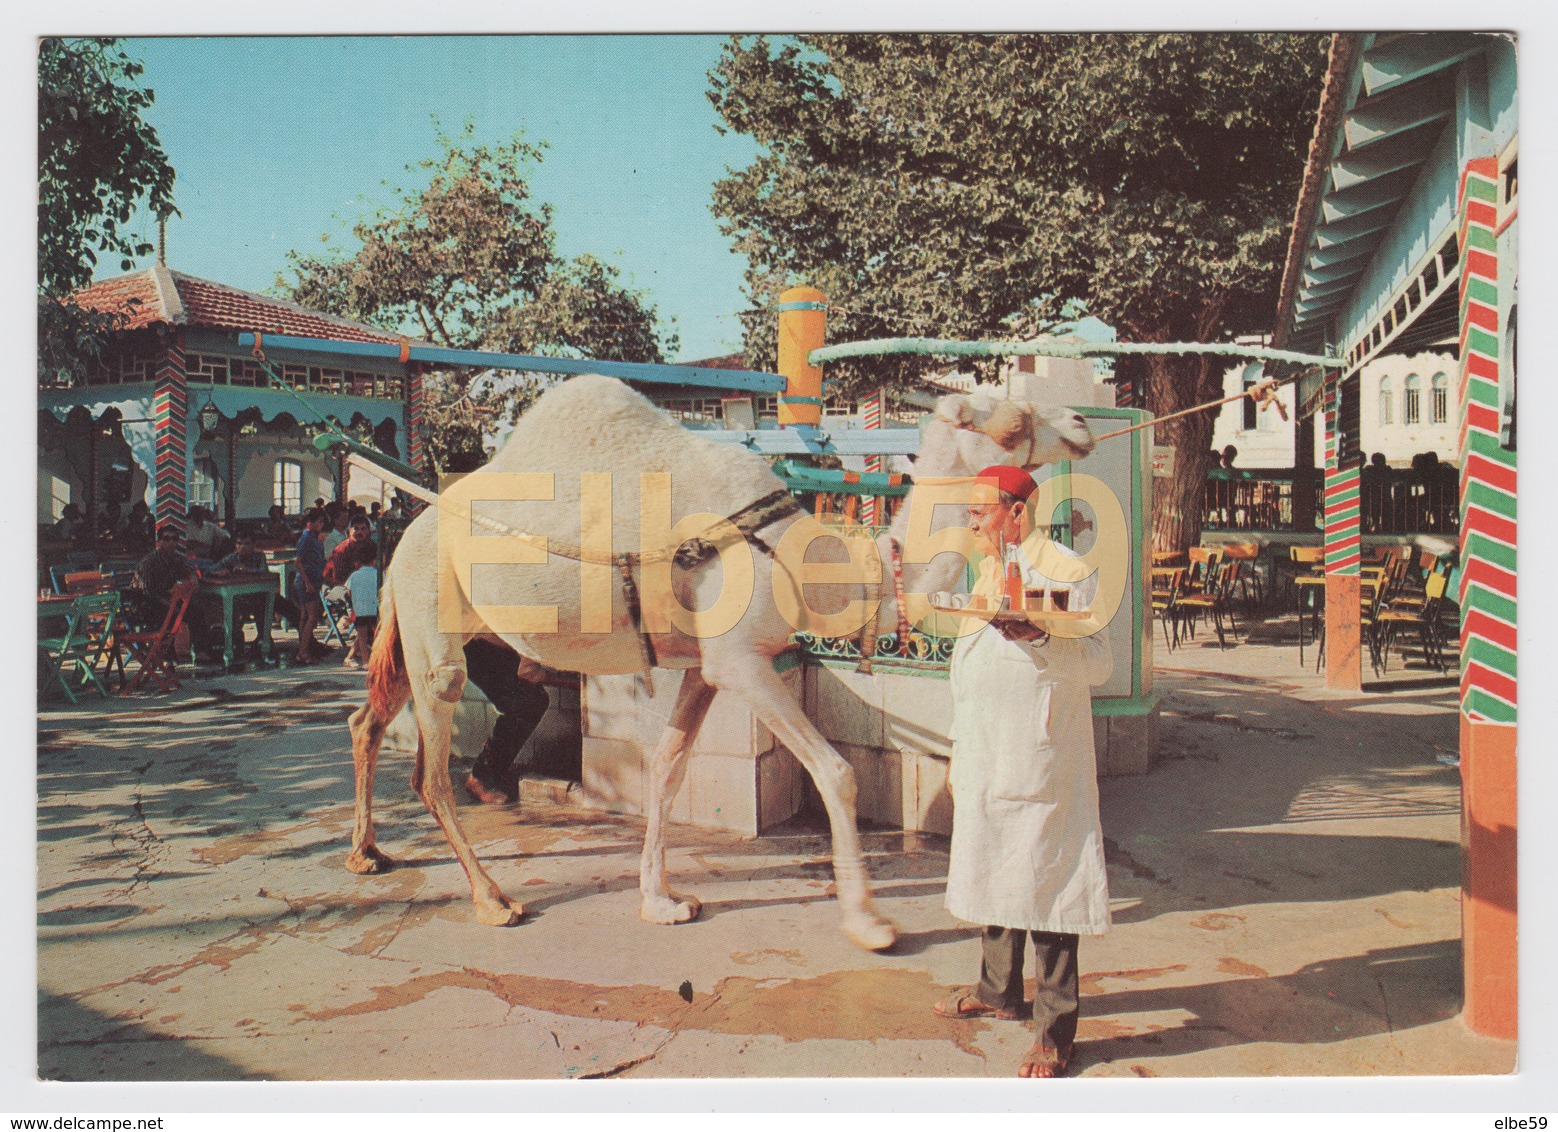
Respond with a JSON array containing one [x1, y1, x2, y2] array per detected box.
[[383, 657, 1157, 839]]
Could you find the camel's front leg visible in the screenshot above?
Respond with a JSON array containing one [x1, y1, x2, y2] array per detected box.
[[709, 653, 897, 952], [411, 687, 525, 927], [639, 668, 717, 924]]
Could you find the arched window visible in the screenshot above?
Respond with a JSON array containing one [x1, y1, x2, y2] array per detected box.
[[1378, 378, 1393, 426], [1403, 374, 1422, 425], [1431, 372, 1450, 424], [274, 459, 303, 515]]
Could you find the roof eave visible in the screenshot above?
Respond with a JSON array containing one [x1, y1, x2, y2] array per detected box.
[[1271, 33, 1369, 354]]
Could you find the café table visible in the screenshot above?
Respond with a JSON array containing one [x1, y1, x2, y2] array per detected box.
[[201, 574, 278, 669]]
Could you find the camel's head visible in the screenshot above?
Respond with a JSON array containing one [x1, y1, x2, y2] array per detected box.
[[920, 391, 1095, 479]]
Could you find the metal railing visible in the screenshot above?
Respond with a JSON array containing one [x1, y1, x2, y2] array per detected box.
[[1199, 470, 1458, 535]]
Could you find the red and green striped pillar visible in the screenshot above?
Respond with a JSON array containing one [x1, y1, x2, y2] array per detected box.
[[1456, 156, 1517, 1041], [153, 332, 188, 532], [1322, 367, 1363, 688], [405, 362, 427, 501], [862, 388, 884, 527]]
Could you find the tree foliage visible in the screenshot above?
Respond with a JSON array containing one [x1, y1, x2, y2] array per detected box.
[[285, 124, 678, 474], [708, 33, 1327, 549], [38, 37, 178, 382]]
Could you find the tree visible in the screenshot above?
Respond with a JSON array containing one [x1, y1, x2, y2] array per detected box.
[[285, 124, 678, 474], [38, 37, 178, 383], [708, 33, 1327, 552]]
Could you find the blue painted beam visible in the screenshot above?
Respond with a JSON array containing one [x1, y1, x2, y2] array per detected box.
[[235, 331, 788, 394], [699, 426, 924, 456]]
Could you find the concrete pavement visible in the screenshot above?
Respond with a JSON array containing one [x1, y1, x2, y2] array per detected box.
[[35, 619, 1514, 1081]]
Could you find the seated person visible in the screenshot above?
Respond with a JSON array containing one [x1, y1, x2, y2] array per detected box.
[[183, 506, 229, 564], [132, 525, 196, 629], [125, 501, 156, 550], [208, 531, 278, 659], [96, 503, 126, 543], [261, 505, 294, 544], [129, 527, 221, 661], [52, 504, 86, 542]]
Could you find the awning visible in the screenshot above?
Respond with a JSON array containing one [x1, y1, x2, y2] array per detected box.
[[38, 382, 405, 432]]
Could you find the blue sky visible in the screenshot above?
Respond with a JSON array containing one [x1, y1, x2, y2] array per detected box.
[[115, 35, 763, 362]]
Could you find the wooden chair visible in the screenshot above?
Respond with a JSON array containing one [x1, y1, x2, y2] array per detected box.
[[62, 570, 115, 595], [1220, 542, 1264, 608], [1150, 567, 1186, 653], [1290, 546, 1326, 666], [1376, 573, 1451, 673], [38, 591, 122, 702], [119, 579, 199, 694], [1175, 558, 1242, 649]]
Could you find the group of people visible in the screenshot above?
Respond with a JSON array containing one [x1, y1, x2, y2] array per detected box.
[[127, 498, 389, 669], [289, 505, 381, 667], [50, 501, 158, 549]]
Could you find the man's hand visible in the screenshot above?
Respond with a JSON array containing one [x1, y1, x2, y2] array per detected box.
[[996, 619, 1049, 644]]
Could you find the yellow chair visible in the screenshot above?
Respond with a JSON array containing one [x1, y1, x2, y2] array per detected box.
[[1376, 573, 1451, 673]]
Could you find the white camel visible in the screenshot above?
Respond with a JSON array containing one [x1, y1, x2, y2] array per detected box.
[[345, 373, 1094, 951]]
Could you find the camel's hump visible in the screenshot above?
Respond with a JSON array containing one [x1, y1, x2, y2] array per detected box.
[[486, 373, 780, 513]]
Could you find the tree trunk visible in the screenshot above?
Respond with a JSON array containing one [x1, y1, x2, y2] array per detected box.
[[1146, 352, 1222, 556]]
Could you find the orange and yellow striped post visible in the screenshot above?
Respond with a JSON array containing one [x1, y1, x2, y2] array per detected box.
[[776, 286, 826, 427]]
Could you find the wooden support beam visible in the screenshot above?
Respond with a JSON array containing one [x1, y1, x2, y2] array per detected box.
[[1344, 71, 1455, 148], [1360, 32, 1486, 98], [1329, 121, 1441, 190]]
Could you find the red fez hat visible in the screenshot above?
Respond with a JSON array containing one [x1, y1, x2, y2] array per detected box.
[[976, 464, 1037, 502]]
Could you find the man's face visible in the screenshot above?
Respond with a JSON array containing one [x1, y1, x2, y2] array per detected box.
[[307, 516, 328, 535], [235, 538, 255, 557], [156, 531, 182, 556], [967, 492, 1025, 556], [348, 522, 369, 543]]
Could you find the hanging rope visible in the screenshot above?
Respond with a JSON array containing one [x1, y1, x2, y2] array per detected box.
[[808, 336, 1341, 369], [1090, 373, 1299, 443], [807, 334, 1336, 445]]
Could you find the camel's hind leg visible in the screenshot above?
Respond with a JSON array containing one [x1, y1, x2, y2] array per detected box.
[[704, 648, 897, 952], [345, 685, 409, 875], [409, 674, 527, 927], [639, 668, 718, 925]]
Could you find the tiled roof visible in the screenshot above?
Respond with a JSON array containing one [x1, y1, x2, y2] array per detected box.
[[72, 267, 416, 346], [674, 353, 748, 370]]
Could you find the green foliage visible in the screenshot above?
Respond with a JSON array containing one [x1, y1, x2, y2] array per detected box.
[[284, 122, 677, 474], [708, 33, 1328, 398], [37, 37, 177, 382]]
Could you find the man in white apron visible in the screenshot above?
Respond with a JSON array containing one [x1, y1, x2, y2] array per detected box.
[[933, 465, 1113, 1077]]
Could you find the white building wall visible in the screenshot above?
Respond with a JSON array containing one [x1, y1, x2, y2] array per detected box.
[[1210, 350, 1457, 470]]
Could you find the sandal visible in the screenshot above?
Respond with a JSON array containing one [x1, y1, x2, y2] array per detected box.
[[933, 990, 1021, 1022], [1018, 1042, 1073, 1078]]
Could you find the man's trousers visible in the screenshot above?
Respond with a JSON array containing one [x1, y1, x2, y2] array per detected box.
[[976, 926, 1080, 1050]]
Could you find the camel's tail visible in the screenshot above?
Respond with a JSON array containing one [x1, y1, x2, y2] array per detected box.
[[365, 574, 408, 721]]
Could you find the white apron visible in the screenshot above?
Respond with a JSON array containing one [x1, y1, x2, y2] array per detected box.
[[944, 536, 1114, 935]]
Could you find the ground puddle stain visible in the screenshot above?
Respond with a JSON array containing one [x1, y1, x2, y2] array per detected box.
[[297, 965, 978, 1050]]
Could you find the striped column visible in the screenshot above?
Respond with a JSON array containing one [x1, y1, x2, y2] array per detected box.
[[152, 334, 188, 531], [405, 363, 426, 503], [861, 389, 883, 527], [1457, 158, 1516, 725], [1321, 370, 1362, 574], [1321, 368, 1363, 688], [1456, 156, 1516, 1042]]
